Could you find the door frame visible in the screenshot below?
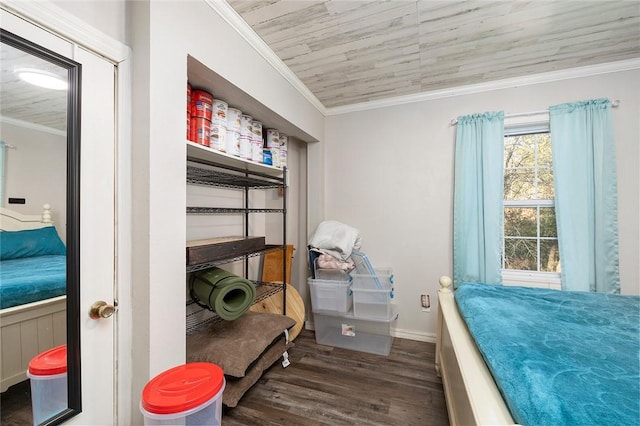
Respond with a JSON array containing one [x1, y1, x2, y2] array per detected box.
[[0, 1, 132, 424]]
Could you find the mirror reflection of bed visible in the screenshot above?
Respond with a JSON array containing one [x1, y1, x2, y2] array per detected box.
[[0, 204, 66, 398]]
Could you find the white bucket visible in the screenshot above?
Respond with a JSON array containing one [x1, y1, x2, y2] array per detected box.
[[279, 146, 287, 169], [227, 107, 242, 131], [226, 129, 240, 156], [251, 139, 263, 163], [266, 129, 279, 148], [239, 136, 251, 160], [212, 99, 228, 126], [209, 123, 227, 152], [240, 114, 253, 139]]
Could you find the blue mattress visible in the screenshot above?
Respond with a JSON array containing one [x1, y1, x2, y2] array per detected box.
[[455, 283, 640, 426], [0, 255, 66, 309]]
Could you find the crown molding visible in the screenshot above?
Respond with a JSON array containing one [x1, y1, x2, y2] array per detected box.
[[205, 0, 326, 115], [1, 116, 66, 137], [326, 58, 640, 116], [1, 0, 129, 63]]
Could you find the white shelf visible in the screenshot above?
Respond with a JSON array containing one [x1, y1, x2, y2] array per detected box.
[[186, 141, 284, 177]]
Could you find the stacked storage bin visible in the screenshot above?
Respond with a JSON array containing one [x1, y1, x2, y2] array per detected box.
[[308, 250, 396, 356]]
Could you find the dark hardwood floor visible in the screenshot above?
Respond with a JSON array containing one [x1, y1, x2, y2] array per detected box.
[[223, 329, 449, 426], [1, 378, 32, 426], [0, 329, 449, 426]]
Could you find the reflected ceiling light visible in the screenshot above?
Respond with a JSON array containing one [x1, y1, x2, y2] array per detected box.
[[15, 68, 67, 90]]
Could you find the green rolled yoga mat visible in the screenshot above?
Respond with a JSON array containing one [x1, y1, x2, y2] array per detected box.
[[191, 268, 257, 320]]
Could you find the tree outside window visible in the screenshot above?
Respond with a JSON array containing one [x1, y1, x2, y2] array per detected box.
[[503, 131, 560, 273]]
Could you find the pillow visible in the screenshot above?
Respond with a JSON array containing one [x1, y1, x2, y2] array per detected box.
[[186, 311, 295, 378], [0, 227, 66, 260], [222, 337, 294, 408]]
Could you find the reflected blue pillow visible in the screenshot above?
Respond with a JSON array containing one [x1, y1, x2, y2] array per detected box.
[[0, 227, 66, 260]]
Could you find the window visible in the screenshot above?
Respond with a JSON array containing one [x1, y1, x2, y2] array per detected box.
[[502, 124, 561, 278]]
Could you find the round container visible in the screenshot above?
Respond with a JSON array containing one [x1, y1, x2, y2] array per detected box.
[[140, 363, 225, 426], [212, 99, 228, 126], [226, 129, 241, 156], [251, 120, 263, 141], [28, 345, 68, 425], [266, 129, 279, 148], [279, 147, 287, 169], [250, 138, 263, 163], [187, 83, 192, 116], [191, 89, 213, 120], [239, 114, 253, 139], [210, 123, 227, 152], [187, 83, 192, 140], [190, 117, 211, 146], [227, 107, 242, 131], [278, 133, 288, 169], [271, 147, 281, 168], [239, 136, 251, 160]]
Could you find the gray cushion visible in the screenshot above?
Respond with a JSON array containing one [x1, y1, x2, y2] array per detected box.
[[186, 311, 295, 378], [223, 336, 294, 408]]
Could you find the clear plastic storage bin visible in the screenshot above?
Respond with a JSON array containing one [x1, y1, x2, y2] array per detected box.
[[350, 268, 393, 290], [351, 287, 394, 319], [308, 277, 352, 314], [313, 309, 397, 356]]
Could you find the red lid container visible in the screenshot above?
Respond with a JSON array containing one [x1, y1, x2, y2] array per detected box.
[[28, 345, 67, 376], [141, 363, 224, 414]]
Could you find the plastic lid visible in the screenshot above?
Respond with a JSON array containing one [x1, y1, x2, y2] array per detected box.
[[141, 362, 224, 414], [28, 345, 67, 376]]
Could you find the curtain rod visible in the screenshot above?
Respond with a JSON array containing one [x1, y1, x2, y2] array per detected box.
[[449, 99, 620, 126]]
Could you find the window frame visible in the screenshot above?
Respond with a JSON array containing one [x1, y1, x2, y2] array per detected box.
[[501, 118, 561, 289]]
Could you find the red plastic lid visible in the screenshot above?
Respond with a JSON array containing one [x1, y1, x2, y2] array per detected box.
[[141, 363, 224, 414], [28, 345, 67, 376]]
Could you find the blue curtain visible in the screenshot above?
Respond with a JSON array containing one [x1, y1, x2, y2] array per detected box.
[[453, 112, 505, 288], [549, 99, 620, 293]]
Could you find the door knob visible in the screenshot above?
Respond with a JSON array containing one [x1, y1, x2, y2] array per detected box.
[[89, 301, 116, 319]]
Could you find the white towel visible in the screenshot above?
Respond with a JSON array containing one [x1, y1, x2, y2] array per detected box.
[[309, 220, 362, 262]]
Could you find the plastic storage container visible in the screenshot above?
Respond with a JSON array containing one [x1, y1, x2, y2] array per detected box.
[[350, 268, 393, 290], [140, 362, 225, 426], [313, 309, 397, 356], [351, 287, 394, 319], [308, 277, 352, 314], [27, 345, 67, 425]]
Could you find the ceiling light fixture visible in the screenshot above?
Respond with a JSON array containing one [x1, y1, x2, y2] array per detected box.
[[15, 68, 67, 91]]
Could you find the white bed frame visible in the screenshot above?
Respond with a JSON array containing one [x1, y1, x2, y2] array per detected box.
[[435, 276, 518, 425], [0, 204, 66, 392]]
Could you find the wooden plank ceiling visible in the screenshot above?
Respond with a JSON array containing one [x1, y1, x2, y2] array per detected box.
[[228, 0, 640, 108]]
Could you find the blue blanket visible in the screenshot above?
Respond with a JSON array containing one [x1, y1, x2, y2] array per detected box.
[[0, 255, 66, 309], [455, 283, 640, 426]]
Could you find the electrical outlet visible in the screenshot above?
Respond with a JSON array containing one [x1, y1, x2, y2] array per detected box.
[[421, 294, 431, 312]]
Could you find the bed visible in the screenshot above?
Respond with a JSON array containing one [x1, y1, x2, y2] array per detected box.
[[435, 275, 640, 426], [0, 204, 67, 392]]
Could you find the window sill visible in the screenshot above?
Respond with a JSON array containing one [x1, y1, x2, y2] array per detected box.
[[501, 270, 561, 290]]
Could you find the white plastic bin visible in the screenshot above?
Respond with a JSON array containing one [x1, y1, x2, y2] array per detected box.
[[140, 362, 225, 426], [308, 277, 352, 314], [27, 345, 67, 426]]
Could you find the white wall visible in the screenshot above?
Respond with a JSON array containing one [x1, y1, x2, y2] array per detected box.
[[53, 0, 127, 44], [127, 1, 323, 424], [1, 122, 66, 241], [322, 69, 640, 341]]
